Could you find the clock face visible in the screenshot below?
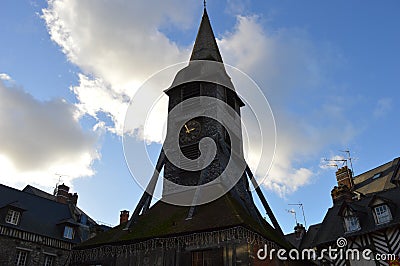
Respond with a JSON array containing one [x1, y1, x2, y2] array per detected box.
[[179, 119, 201, 144]]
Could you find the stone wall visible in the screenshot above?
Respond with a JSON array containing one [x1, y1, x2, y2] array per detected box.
[[0, 235, 70, 266]]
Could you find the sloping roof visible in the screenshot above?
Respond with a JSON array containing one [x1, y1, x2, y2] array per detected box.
[[0, 184, 102, 244], [77, 193, 289, 249], [23, 184, 57, 201], [353, 157, 399, 195], [286, 223, 321, 249], [285, 232, 300, 249], [300, 223, 321, 249], [309, 186, 400, 246], [0, 184, 80, 243], [23, 184, 97, 226], [190, 9, 223, 62]]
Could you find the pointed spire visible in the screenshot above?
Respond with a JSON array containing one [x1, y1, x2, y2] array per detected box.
[[190, 9, 223, 62]]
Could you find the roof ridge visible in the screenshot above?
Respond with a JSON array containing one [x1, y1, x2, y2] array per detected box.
[[0, 183, 68, 206]]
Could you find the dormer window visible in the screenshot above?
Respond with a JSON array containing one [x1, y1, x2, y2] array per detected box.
[[344, 216, 361, 232], [372, 173, 382, 179], [6, 209, 20, 225], [63, 226, 74, 239], [340, 205, 361, 233], [374, 204, 392, 224]]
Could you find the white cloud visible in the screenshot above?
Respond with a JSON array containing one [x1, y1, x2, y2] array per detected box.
[[42, 1, 356, 197], [71, 74, 130, 135], [0, 73, 12, 81], [42, 0, 194, 136], [219, 15, 358, 195], [0, 80, 99, 190]]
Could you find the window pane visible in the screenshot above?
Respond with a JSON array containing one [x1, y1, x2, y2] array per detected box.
[[345, 216, 360, 232], [6, 210, 20, 225], [15, 250, 28, 266], [375, 205, 391, 224], [44, 255, 54, 266], [63, 226, 74, 239]]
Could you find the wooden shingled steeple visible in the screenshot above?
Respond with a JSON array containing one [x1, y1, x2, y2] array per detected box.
[[71, 7, 292, 266]]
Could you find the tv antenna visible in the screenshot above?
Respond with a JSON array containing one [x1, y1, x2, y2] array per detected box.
[[323, 149, 355, 172], [326, 164, 339, 170], [53, 173, 69, 195], [286, 209, 298, 224], [340, 149, 355, 175], [288, 203, 307, 228], [323, 158, 347, 167]]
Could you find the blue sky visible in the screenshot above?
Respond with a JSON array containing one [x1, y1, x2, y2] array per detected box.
[[1, 0, 399, 233]]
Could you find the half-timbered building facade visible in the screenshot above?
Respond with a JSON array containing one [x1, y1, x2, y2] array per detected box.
[[0, 183, 108, 266], [290, 158, 400, 265]]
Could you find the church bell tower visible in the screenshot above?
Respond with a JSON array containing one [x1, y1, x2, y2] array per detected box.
[[70, 7, 292, 266]]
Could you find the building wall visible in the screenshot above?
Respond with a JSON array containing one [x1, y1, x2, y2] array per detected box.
[[317, 225, 400, 265], [71, 240, 299, 266], [0, 235, 70, 266]]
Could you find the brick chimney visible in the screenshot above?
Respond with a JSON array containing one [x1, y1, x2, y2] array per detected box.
[[120, 210, 129, 224], [56, 184, 78, 205], [70, 192, 78, 205], [331, 184, 353, 204], [331, 166, 354, 204], [294, 223, 306, 240], [335, 166, 353, 190], [56, 183, 70, 204]]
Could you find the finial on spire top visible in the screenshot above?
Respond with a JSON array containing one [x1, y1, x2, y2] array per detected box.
[[203, 0, 206, 9]]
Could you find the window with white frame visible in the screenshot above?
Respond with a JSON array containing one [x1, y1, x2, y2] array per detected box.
[[63, 226, 74, 239], [374, 204, 392, 224], [15, 249, 28, 266], [6, 209, 20, 225], [344, 216, 361, 232], [44, 254, 55, 266]]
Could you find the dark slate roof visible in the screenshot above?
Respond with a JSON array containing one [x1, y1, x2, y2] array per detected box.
[[309, 186, 400, 246], [353, 157, 399, 195], [0, 184, 100, 244], [23, 184, 97, 227], [285, 223, 321, 250], [299, 223, 322, 249], [23, 184, 57, 201], [190, 9, 223, 62], [77, 193, 289, 249], [285, 232, 300, 249]]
